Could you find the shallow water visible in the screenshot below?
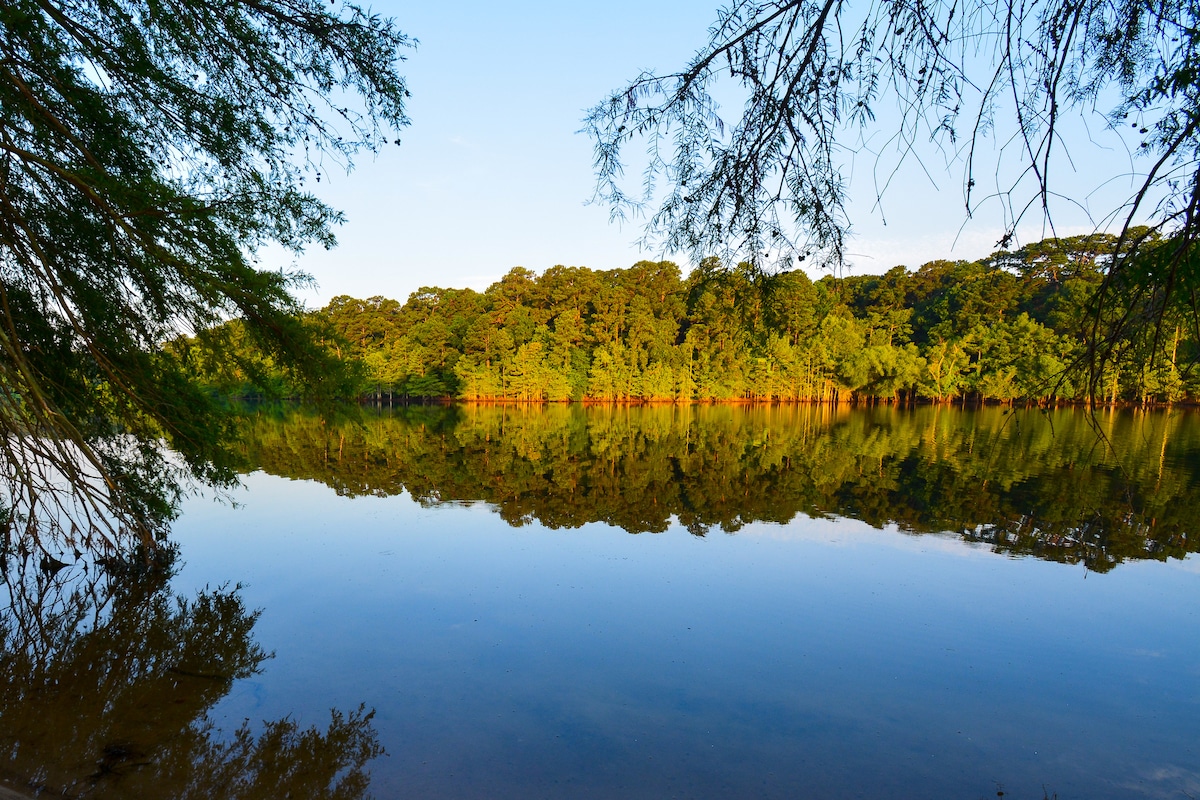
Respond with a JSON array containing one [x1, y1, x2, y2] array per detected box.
[[3, 406, 1199, 798]]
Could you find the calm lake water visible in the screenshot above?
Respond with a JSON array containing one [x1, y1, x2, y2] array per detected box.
[[3, 405, 1198, 799]]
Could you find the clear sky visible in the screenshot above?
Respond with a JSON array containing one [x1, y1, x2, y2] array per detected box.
[[287, 0, 1142, 308]]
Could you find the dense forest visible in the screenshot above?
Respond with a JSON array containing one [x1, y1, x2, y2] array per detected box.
[[179, 232, 1197, 405], [236, 404, 1198, 572]]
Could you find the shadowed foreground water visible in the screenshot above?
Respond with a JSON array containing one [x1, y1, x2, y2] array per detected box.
[[3, 406, 1198, 798]]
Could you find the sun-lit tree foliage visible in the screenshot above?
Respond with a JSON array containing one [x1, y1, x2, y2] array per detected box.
[[196, 235, 1200, 406], [584, 0, 1200, 400]]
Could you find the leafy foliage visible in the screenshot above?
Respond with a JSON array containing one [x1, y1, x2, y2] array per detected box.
[[584, 0, 1200, 392], [280, 236, 1200, 405], [0, 0, 409, 551]]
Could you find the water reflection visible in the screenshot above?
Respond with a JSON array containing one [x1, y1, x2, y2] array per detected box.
[[0, 549, 381, 799], [237, 403, 1200, 570]]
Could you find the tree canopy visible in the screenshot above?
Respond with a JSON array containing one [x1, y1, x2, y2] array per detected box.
[[585, 0, 1200, 390], [0, 0, 409, 553], [212, 237, 1185, 407]]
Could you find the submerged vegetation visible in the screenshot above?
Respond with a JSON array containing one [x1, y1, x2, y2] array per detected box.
[[236, 403, 1199, 572], [181, 233, 1200, 407]]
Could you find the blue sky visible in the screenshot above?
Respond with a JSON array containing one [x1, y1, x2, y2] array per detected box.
[[288, 0, 1141, 307]]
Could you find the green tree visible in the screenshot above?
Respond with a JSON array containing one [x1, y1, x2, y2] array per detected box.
[[587, 0, 1199, 390], [1, 0, 409, 552], [682, 264, 751, 398], [762, 270, 819, 347], [811, 308, 866, 402], [968, 314, 1073, 402], [853, 266, 915, 347], [920, 340, 971, 402]]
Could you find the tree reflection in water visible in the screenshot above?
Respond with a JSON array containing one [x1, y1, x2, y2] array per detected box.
[[239, 403, 1200, 571], [0, 549, 381, 799]]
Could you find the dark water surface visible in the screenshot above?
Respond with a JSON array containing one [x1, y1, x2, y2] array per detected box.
[[3, 406, 1198, 798]]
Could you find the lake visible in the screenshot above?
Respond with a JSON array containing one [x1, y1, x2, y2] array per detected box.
[[2, 405, 1198, 799]]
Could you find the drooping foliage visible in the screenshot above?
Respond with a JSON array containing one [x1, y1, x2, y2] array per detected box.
[[584, 0, 1200, 395], [0, 0, 409, 551]]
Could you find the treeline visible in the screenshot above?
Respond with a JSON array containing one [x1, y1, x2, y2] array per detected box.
[[182, 232, 1198, 404], [235, 404, 1200, 571]]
